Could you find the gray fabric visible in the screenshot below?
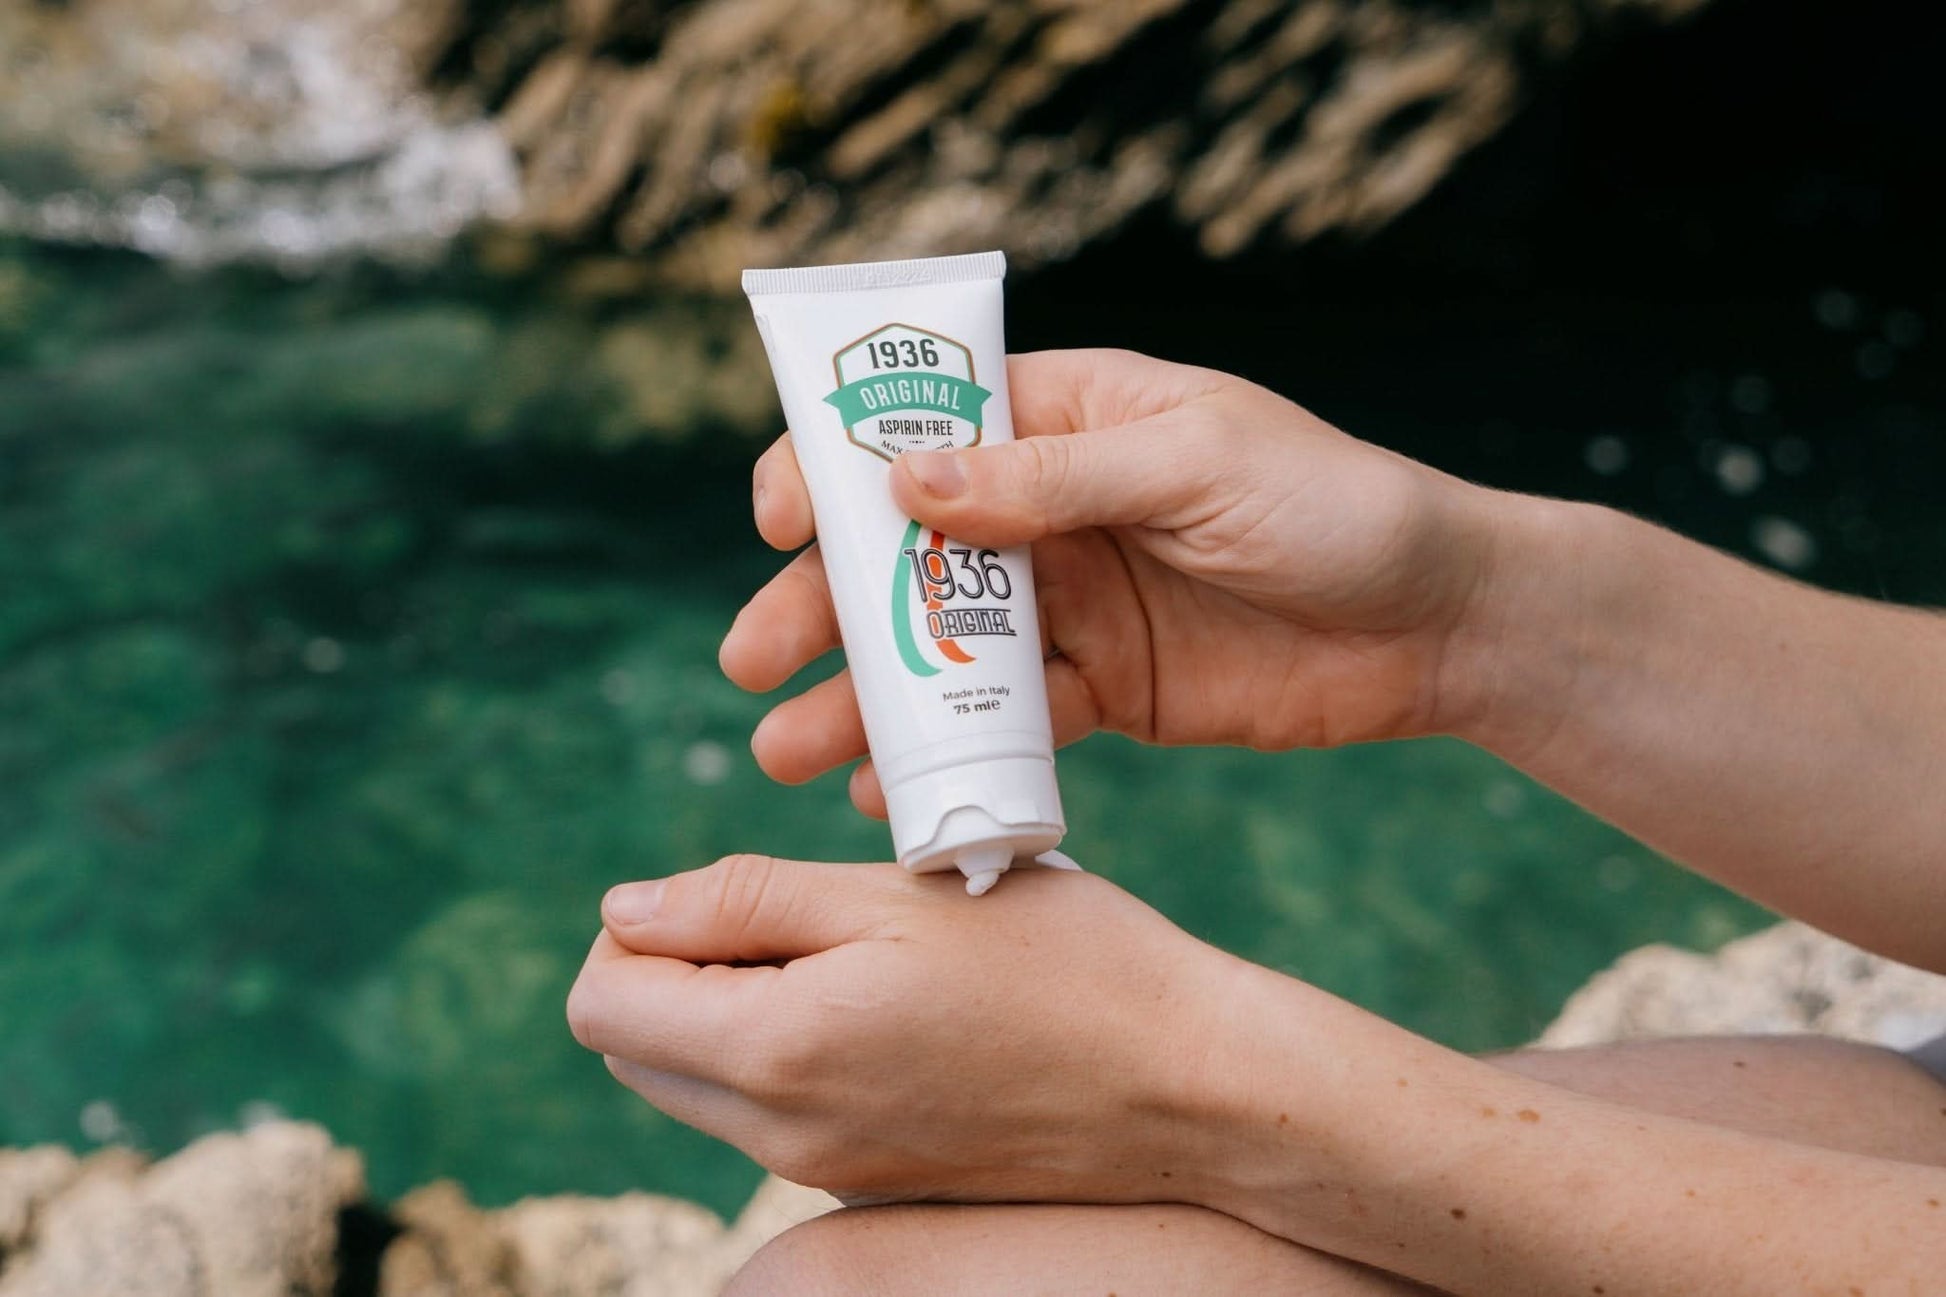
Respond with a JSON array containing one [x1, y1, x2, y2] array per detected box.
[[1906, 1033, 1946, 1086]]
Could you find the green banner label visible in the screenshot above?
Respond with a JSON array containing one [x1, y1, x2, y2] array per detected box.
[[824, 373, 992, 426], [830, 323, 986, 461]]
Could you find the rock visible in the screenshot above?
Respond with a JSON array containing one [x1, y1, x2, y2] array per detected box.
[[0, 0, 1710, 276], [0, 1128, 830, 1297], [493, 1189, 738, 1297], [438, 0, 1719, 285], [8, 921, 1937, 1294], [0, 1148, 80, 1256], [0, 1123, 361, 1297], [0, 0, 519, 266], [368, 1174, 835, 1296], [378, 1180, 522, 1297], [1539, 920, 1946, 1051]]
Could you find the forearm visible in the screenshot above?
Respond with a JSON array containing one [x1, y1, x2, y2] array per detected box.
[[1444, 491, 1946, 969], [1194, 964, 1946, 1296]]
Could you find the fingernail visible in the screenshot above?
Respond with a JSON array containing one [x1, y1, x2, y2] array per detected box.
[[605, 880, 665, 925], [903, 450, 965, 499]]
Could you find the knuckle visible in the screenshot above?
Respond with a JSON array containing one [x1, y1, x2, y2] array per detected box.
[[1014, 436, 1074, 529], [783, 549, 825, 600], [1016, 433, 1066, 488], [713, 849, 775, 912], [737, 1013, 823, 1101], [564, 976, 602, 1052], [752, 447, 781, 504], [668, 851, 756, 913], [693, 853, 796, 957], [731, 993, 821, 1098]]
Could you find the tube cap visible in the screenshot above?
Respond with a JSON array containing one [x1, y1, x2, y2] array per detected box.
[[885, 755, 1065, 895]]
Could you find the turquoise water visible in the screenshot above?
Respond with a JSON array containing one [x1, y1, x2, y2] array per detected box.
[[0, 240, 1835, 1218]]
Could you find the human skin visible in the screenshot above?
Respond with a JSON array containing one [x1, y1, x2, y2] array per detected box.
[[729, 1036, 1946, 1295], [571, 857, 1946, 1294], [723, 349, 1946, 969], [570, 349, 1946, 1291]]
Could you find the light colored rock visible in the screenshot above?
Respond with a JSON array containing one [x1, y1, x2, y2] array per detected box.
[[495, 1189, 736, 1297], [0, 1127, 784, 1295], [0, 1148, 79, 1255], [0, 0, 1710, 275], [0, 0, 518, 265], [1539, 920, 1946, 1051], [379, 1180, 521, 1297], [9, 921, 1933, 1295], [0, 1123, 362, 1297], [366, 1173, 834, 1297]]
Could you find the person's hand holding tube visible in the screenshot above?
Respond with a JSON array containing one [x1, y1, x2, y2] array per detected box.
[[588, 342, 1946, 1294], [720, 348, 1513, 817]]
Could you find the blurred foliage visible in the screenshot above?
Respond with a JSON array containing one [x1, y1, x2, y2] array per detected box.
[[0, 239, 1775, 1216]]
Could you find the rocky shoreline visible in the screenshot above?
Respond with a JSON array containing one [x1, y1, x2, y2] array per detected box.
[[0, 0, 1709, 275], [4, 920, 1944, 1296], [0, 1128, 838, 1297]]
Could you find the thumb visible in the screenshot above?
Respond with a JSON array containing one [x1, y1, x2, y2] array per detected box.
[[601, 854, 899, 963], [889, 412, 1219, 546]]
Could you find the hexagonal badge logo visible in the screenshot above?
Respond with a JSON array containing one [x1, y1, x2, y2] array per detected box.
[[824, 323, 993, 460]]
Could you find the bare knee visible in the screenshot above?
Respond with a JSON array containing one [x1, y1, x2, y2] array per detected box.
[[724, 1208, 904, 1297], [724, 1200, 1423, 1296]]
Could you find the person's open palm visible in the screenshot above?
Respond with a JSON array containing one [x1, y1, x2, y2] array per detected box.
[[720, 348, 1501, 817]]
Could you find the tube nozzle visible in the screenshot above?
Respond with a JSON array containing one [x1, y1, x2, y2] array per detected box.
[[954, 846, 1014, 896]]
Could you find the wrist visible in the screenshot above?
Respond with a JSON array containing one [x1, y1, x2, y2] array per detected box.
[[1177, 958, 1544, 1267], [1432, 488, 1625, 762], [1159, 954, 1411, 1233]]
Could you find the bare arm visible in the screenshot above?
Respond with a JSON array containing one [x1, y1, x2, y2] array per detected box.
[[728, 349, 1946, 967], [1446, 495, 1946, 970], [574, 858, 1946, 1297], [1196, 955, 1946, 1297]]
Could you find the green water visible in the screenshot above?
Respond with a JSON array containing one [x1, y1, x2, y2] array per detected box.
[[4, 237, 1916, 1220]]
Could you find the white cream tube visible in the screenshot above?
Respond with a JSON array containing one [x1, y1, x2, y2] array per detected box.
[[742, 252, 1064, 895]]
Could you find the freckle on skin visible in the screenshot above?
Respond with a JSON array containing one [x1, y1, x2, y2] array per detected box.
[[1480, 1106, 1497, 1118], [1397, 1078, 1409, 1087], [1517, 1109, 1541, 1123], [1928, 1199, 1939, 1208], [1450, 1208, 1467, 1220], [1685, 1189, 1696, 1198], [1733, 1059, 1747, 1069], [1278, 1113, 1290, 1125]]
